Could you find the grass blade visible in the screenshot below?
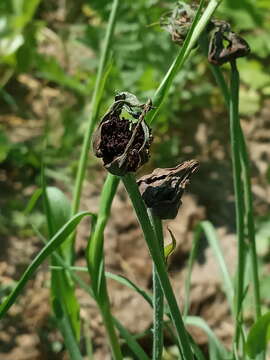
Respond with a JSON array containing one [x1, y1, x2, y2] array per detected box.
[[199, 221, 234, 312], [71, 0, 120, 216], [106, 272, 153, 307], [185, 316, 229, 359], [0, 211, 91, 318], [147, 0, 222, 124], [113, 318, 150, 360]]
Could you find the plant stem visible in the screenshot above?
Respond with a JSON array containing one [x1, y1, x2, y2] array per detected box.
[[147, 0, 222, 124], [122, 173, 194, 360], [237, 128, 261, 320], [201, 33, 262, 340], [86, 174, 122, 360], [229, 60, 246, 348], [148, 211, 164, 360], [71, 0, 119, 217]]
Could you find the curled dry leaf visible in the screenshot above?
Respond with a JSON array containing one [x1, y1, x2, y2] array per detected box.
[[208, 20, 250, 66], [93, 93, 153, 176], [137, 160, 199, 220]]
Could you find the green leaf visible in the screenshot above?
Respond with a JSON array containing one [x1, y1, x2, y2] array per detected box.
[[246, 311, 270, 358], [185, 316, 230, 359], [0, 211, 91, 319], [24, 188, 42, 215], [164, 227, 177, 263], [0, 128, 12, 162], [34, 54, 88, 95], [199, 221, 234, 311], [106, 272, 153, 307], [46, 186, 72, 258], [43, 186, 80, 341], [113, 318, 150, 360]]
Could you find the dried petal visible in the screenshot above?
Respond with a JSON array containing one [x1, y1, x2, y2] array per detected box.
[[208, 20, 250, 66], [137, 160, 199, 219], [93, 94, 153, 176]]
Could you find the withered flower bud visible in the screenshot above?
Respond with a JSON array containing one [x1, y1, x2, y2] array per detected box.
[[208, 20, 250, 66], [160, 2, 197, 46], [93, 93, 153, 176], [137, 160, 199, 220]]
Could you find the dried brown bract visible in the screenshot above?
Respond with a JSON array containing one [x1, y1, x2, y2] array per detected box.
[[160, 2, 197, 46], [137, 160, 199, 219], [208, 20, 250, 66], [93, 93, 153, 176]]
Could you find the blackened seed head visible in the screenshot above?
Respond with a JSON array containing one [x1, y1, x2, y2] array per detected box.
[[99, 115, 146, 171]]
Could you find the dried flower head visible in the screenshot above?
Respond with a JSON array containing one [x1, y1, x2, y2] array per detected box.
[[160, 2, 197, 46], [93, 93, 153, 176], [208, 19, 250, 66], [137, 160, 199, 219]]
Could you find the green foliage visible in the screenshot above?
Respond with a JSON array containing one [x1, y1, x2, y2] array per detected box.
[[1, 0, 270, 358], [246, 312, 270, 358], [0, 211, 91, 318]]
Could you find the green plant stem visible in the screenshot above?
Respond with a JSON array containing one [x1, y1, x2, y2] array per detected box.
[[86, 174, 122, 360], [238, 132, 261, 321], [201, 32, 262, 339], [229, 60, 246, 348], [122, 173, 194, 360], [71, 0, 119, 217], [147, 0, 222, 124], [149, 211, 164, 360]]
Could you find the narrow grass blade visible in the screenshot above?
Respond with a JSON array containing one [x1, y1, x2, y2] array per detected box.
[[203, 47, 262, 351], [24, 188, 42, 215], [148, 211, 164, 360], [0, 211, 91, 318], [71, 0, 120, 216], [43, 184, 81, 341], [199, 221, 234, 312], [185, 316, 229, 359], [147, 0, 222, 124], [106, 272, 153, 307], [184, 225, 202, 317], [56, 312, 83, 360], [49, 257, 149, 360], [113, 318, 150, 360]]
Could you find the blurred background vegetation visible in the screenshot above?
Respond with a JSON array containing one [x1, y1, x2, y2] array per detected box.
[[1, 0, 270, 358], [1, 0, 270, 243]]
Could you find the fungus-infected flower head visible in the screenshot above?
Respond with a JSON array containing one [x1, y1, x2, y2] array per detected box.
[[93, 92, 153, 176], [208, 20, 250, 66], [137, 160, 199, 220], [160, 2, 197, 46]]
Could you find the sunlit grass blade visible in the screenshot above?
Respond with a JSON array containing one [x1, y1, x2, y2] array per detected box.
[[184, 225, 201, 317], [184, 221, 234, 318], [0, 211, 91, 318], [71, 0, 120, 216], [185, 316, 229, 359], [199, 221, 234, 312], [42, 177, 81, 343], [24, 188, 42, 215], [113, 318, 150, 360], [55, 311, 83, 360], [48, 254, 150, 360], [106, 272, 153, 307], [202, 43, 262, 324], [86, 174, 123, 360]]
